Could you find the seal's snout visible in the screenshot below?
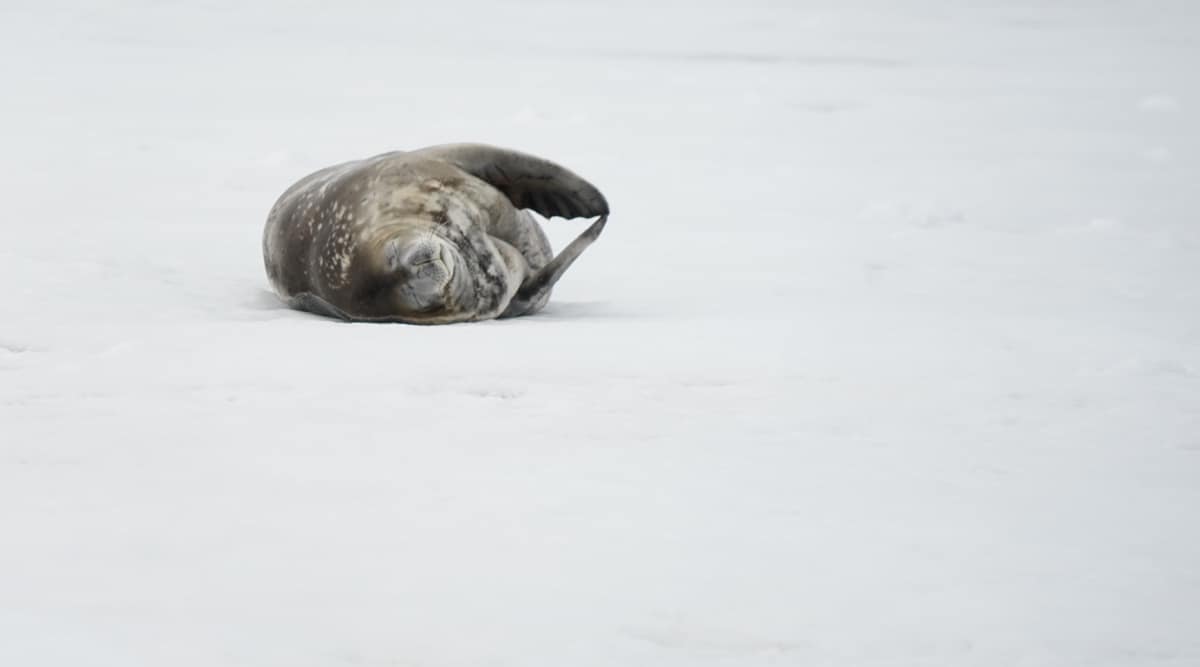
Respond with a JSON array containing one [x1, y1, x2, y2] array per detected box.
[[389, 237, 458, 311], [402, 240, 454, 279]]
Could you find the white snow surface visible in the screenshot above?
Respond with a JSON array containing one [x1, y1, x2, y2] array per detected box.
[[2, 1, 1199, 665]]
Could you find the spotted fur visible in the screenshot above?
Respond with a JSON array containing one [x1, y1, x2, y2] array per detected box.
[[263, 144, 609, 324]]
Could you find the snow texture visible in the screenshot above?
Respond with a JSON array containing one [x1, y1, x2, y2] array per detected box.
[[2, 1, 1199, 665]]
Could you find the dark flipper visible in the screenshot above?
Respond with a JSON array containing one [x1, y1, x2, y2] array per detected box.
[[288, 293, 353, 321], [414, 143, 609, 220], [503, 216, 608, 317]]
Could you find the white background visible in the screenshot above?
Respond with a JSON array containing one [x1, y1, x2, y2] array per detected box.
[[2, 1, 1198, 665]]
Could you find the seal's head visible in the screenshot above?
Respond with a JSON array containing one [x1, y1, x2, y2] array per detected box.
[[347, 220, 500, 324], [383, 234, 467, 314]]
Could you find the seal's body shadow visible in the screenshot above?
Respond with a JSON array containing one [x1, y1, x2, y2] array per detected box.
[[530, 301, 630, 321]]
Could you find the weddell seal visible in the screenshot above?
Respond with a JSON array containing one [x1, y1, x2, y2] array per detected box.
[[262, 144, 609, 324]]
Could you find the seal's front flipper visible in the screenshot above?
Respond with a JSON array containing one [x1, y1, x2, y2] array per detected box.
[[502, 215, 608, 318], [288, 293, 353, 321], [415, 143, 609, 220]]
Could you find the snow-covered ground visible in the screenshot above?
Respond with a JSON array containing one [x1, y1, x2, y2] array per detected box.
[[2, 1, 1199, 665]]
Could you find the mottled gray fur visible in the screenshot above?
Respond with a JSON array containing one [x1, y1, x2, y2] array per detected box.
[[263, 144, 609, 324]]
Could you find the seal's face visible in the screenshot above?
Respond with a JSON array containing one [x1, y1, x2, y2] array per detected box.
[[348, 221, 486, 324], [384, 234, 468, 315]]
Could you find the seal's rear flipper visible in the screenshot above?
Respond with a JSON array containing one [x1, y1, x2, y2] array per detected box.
[[502, 215, 608, 317], [415, 143, 609, 220]]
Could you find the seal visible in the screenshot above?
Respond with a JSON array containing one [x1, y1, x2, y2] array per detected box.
[[263, 143, 609, 324]]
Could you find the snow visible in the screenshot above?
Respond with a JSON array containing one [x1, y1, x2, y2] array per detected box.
[[2, 0, 1199, 665]]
